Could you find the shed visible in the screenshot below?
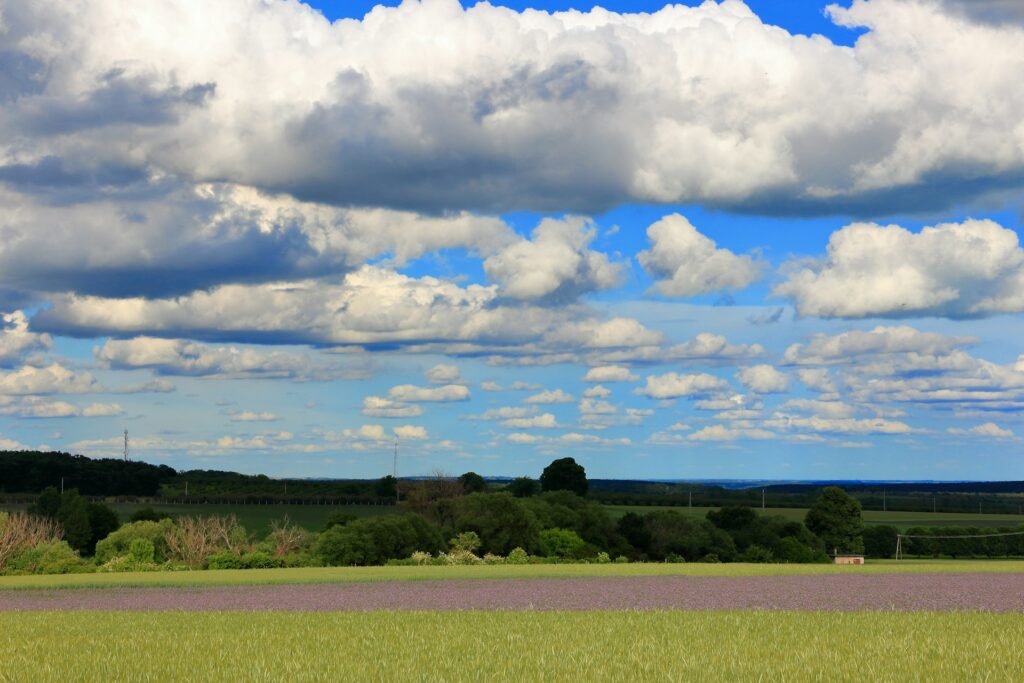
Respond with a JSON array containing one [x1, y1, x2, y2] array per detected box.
[[831, 552, 865, 565]]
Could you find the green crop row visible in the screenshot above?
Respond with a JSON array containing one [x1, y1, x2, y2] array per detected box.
[[1, 610, 1022, 681]]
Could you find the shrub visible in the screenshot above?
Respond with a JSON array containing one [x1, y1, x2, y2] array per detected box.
[[410, 551, 432, 565], [538, 528, 587, 559], [128, 538, 155, 564], [449, 531, 482, 554], [266, 517, 312, 558], [739, 544, 775, 563], [315, 514, 443, 566], [614, 555, 629, 564], [6, 541, 91, 575], [482, 553, 505, 565], [323, 511, 357, 531], [863, 525, 900, 559], [0, 512, 62, 572], [165, 515, 250, 569], [129, 508, 171, 523], [595, 551, 611, 564], [452, 493, 540, 555], [95, 520, 176, 565], [506, 547, 529, 565]]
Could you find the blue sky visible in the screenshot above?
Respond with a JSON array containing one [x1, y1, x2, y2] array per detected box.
[[1, 0, 1023, 481]]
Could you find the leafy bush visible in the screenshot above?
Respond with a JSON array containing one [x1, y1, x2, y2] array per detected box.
[[739, 544, 775, 563], [128, 538, 155, 564], [6, 541, 91, 575], [0, 512, 62, 572], [323, 511, 357, 531], [315, 514, 443, 566], [95, 519, 176, 564], [863, 525, 899, 559], [129, 508, 171, 523], [449, 531, 482, 554], [595, 552, 611, 564], [451, 493, 540, 555], [506, 547, 529, 565], [539, 528, 587, 559]]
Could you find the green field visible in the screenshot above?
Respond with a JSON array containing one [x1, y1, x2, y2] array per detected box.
[[2, 559, 1023, 591], [603, 504, 1024, 529], [1, 610, 1020, 681], [0, 502, 394, 536]]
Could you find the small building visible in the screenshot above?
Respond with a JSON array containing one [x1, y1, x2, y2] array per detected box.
[[831, 552, 865, 565]]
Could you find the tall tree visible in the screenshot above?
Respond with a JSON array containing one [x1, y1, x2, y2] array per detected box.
[[540, 457, 588, 496], [805, 486, 865, 554], [458, 471, 487, 493]]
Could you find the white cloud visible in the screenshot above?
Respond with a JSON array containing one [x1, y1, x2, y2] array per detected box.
[[507, 432, 542, 444], [544, 318, 663, 349], [388, 384, 470, 402], [524, 389, 574, 404], [113, 379, 177, 394], [948, 422, 1015, 439], [502, 413, 560, 429], [394, 425, 427, 440], [582, 385, 612, 398], [0, 312, 52, 366], [361, 396, 424, 419], [736, 365, 790, 394], [484, 217, 623, 302], [783, 326, 973, 365], [0, 397, 121, 418], [635, 372, 729, 399], [637, 214, 760, 297], [764, 414, 918, 435], [579, 398, 616, 415], [7, 0, 1023, 218], [0, 363, 101, 395], [775, 220, 1024, 319], [583, 366, 638, 383], [81, 403, 124, 417], [98, 336, 362, 381], [230, 411, 279, 422], [425, 364, 463, 385], [688, 425, 776, 442], [468, 406, 537, 421], [796, 368, 836, 394]]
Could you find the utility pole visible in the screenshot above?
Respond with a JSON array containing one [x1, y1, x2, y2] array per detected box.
[[123, 430, 129, 462], [185, 480, 188, 498], [933, 496, 936, 514], [60, 477, 64, 495], [761, 488, 765, 510], [688, 490, 692, 508], [883, 489, 886, 512]]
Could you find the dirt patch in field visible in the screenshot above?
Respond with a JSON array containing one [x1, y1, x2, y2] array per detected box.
[[2, 573, 1022, 612]]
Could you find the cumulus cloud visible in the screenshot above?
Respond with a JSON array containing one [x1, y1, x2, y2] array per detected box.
[[502, 413, 561, 429], [637, 214, 760, 297], [775, 220, 1024, 319], [0, 363, 100, 394], [230, 411, 279, 422], [948, 422, 1015, 439], [484, 217, 622, 302], [394, 425, 427, 440], [688, 425, 776, 442], [0, 311, 51, 366], [582, 385, 612, 399], [97, 336, 362, 381], [361, 396, 424, 418], [388, 384, 470, 402], [0, 397, 121, 418], [593, 333, 764, 365], [736, 365, 790, 394], [425, 364, 463, 385], [783, 326, 973, 365], [5, 0, 1024, 217], [635, 372, 729, 399], [583, 366, 638, 383], [524, 389, 574, 405]]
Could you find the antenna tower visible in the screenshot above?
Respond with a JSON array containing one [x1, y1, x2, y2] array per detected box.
[[393, 438, 400, 503], [123, 429, 129, 461]]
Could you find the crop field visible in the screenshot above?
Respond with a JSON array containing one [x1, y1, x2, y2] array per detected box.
[[1, 611, 1022, 681], [603, 504, 1024, 529], [3, 559, 1024, 591]]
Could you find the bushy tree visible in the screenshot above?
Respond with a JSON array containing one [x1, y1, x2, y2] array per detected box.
[[375, 475, 398, 498], [805, 487, 864, 554], [641, 511, 736, 562], [538, 528, 587, 559], [524, 491, 628, 556], [315, 514, 443, 566], [540, 458, 588, 496], [129, 508, 170, 523], [95, 519, 176, 564], [451, 492, 540, 555], [323, 511, 357, 530], [57, 491, 92, 555], [507, 477, 540, 498], [87, 503, 120, 555], [458, 472, 487, 493]]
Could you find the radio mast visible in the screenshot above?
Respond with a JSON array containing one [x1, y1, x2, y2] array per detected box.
[[123, 429, 129, 461]]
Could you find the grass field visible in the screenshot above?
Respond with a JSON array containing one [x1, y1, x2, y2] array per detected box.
[[1, 610, 1021, 681], [604, 504, 1024, 529], [2, 559, 1023, 591]]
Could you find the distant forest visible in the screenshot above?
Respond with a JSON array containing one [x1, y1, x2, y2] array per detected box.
[[2, 450, 1024, 513]]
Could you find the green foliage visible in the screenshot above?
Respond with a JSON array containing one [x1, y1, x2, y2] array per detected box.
[[640, 510, 736, 562], [506, 547, 529, 565], [805, 487, 865, 554], [524, 491, 627, 556], [28, 487, 62, 518], [451, 492, 540, 555], [539, 457, 588, 496], [863, 525, 900, 558], [57, 492, 93, 555], [323, 511, 358, 530], [458, 472, 487, 493], [739, 544, 774, 563], [207, 550, 282, 570], [315, 514, 443, 566], [95, 519, 176, 564], [507, 477, 540, 498], [375, 476, 398, 499], [86, 503, 120, 555], [128, 538, 156, 564], [449, 531, 482, 554], [5, 541, 90, 575], [538, 528, 587, 559], [595, 552, 611, 564]]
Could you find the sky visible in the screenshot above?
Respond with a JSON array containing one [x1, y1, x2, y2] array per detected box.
[[1, 0, 1023, 481]]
